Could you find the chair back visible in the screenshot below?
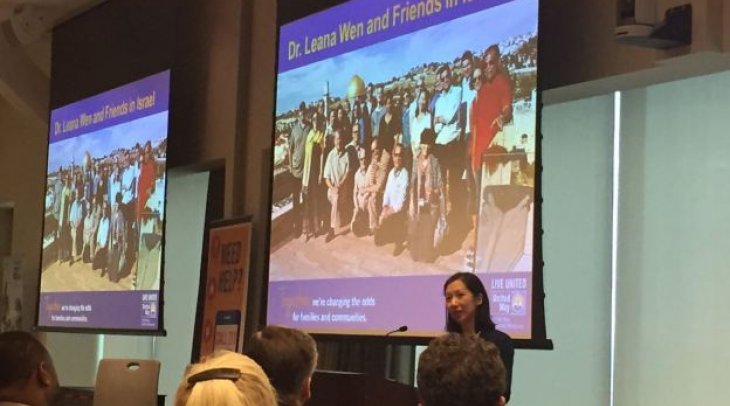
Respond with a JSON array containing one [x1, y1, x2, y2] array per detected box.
[[93, 358, 160, 406]]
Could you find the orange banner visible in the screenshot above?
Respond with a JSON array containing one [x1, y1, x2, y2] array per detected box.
[[198, 221, 251, 358]]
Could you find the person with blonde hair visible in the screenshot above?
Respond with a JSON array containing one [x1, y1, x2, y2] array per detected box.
[[175, 350, 277, 406]]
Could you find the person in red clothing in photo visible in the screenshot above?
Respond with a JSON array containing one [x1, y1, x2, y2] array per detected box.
[[470, 44, 513, 179], [466, 45, 514, 259], [136, 141, 156, 222]]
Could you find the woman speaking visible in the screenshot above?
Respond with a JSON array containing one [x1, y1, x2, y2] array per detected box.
[[443, 272, 514, 402]]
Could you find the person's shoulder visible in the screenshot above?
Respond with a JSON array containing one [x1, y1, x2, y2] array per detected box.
[[480, 329, 513, 346], [479, 329, 515, 363]]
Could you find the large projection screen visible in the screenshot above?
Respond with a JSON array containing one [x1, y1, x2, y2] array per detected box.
[[268, 0, 543, 341], [36, 70, 170, 333]]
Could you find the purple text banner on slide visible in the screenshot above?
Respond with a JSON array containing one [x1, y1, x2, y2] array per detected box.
[[38, 291, 159, 330], [279, 0, 513, 73], [268, 273, 531, 338], [49, 70, 170, 144]]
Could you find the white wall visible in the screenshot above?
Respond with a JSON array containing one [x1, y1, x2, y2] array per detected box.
[[152, 170, 208, 400], [516, 70, 730, 405], [509, 95, 615, 405], [44, 333, 100, 386], [615, 70, 730, 405], [517, 71, 730, 405]]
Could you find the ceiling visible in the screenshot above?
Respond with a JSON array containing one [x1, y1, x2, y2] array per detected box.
[[0, 0, 104, 124]]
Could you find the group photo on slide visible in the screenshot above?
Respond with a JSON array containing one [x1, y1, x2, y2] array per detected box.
[[40, 113, 167, 292], [269, 0, 537, 281]]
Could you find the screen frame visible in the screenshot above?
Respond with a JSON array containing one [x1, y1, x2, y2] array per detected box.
[[265, 0, 551, 349], [33, 69, 172, 336]]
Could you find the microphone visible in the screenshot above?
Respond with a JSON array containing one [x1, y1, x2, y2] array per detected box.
[[385, 325, 408, 336]]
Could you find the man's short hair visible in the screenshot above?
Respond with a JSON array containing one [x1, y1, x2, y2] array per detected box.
[[0, 331, 52, 388], [417, 333, 506, 406], [244, 326, 317, 405]]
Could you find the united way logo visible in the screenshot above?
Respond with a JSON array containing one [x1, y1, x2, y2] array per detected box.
[[510, 292, 527, 316]]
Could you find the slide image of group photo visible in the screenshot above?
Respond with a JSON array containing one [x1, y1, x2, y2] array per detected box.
[[269, 0, 537, 281], [40, 112, 168, 292]]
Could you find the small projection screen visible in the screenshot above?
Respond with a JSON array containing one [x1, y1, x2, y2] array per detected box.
[[36, 70, 170, 333], [267, 0, 544, 342]]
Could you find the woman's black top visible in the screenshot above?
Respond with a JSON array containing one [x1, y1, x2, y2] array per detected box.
[[479, 328, 514, 402]]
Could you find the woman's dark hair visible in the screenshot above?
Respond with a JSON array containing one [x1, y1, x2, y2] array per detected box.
[[443, 272, 496, 333]]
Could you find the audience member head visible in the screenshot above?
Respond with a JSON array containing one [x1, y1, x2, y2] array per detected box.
[[417, 333, 506, 406], [443, 272, 495, 334], [0, 331, 60, 406], [175, 350, 277, 406], [244, 326, 318, 406]]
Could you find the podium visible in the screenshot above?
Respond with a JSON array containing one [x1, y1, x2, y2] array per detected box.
[[308, 370, 419, 406]]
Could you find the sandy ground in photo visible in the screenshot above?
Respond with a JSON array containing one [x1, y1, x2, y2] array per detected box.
[[41, 259, 135, 292], [271, 231, 468, 281]]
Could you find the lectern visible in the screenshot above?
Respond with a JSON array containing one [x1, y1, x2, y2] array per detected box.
[[308, 370, 419, 406]]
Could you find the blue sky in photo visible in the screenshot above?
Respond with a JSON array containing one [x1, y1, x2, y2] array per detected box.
[[276, 0, 537, 115], [47, 111, 168, 171]]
